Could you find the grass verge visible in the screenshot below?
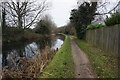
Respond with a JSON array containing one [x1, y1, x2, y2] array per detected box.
[[40, 35, 74, 78], [75, 39, 119, 78]]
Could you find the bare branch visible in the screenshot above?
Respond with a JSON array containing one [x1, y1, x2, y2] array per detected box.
[[96, 1, 120, 15], [97, 2, 108, 8], [2, 0, 49, 28], [25, 0, 48, 28]]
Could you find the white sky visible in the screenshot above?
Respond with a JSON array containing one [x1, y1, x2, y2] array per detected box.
[[48, 0, 77, 27]]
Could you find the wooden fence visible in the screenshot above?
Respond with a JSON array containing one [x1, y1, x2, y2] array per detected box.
[[85, 24, 120, 57]]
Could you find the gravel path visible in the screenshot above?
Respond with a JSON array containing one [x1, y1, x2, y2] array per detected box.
[[71, 38, 96, 78]]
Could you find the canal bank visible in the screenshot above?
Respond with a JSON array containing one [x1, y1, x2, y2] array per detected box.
[[41, 35, 74, 78], [2, 34, 65, 78]]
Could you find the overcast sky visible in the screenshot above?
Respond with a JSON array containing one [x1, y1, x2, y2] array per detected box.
[[46, 0, 119, 27], [48, 0, 77, 27]]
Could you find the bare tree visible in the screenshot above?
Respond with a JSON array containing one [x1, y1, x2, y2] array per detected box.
[[1, 0, 49, 28]]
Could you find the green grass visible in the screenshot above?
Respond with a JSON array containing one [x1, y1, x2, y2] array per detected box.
[[40, 35, 74, 78], [75, 39, 119, 78]]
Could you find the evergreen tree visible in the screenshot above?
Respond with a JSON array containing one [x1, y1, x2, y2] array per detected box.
[[70, 2, 97, 39]]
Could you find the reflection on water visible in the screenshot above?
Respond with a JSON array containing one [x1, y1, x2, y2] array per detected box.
[[2, 35, 64, 68], [51, 39, 63, 50]]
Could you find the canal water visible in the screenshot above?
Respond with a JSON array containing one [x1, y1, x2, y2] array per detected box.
[[2, 34, 65, 68]]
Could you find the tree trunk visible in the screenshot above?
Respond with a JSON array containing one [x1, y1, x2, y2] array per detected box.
[[2, 3, 7, 33], [18, 16, 22, 28], [17, 2, 22, 28]]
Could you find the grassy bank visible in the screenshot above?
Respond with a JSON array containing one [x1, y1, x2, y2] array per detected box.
[[75, 39, 119, 78], [40, 35, 74, 78]]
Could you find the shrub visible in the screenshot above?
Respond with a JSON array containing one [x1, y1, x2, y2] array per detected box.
[[35, 20, 51, 34], [5, 27, 25, 35], [86, 24, 105, 30], [105, 12, 120, 26]]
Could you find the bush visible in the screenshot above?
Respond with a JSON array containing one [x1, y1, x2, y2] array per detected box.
[[86, 24, 105, 30], [105, 12, 120, 26], [5, 27, 25, 34], [35, 20, 51, 34]]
